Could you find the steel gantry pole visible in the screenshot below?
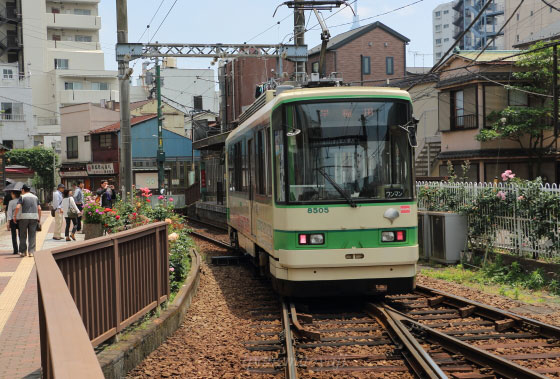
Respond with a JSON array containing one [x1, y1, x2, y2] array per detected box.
[[294, 0, 306, 83], [116, 0, 132, 200], [156, 60, 166, 192]]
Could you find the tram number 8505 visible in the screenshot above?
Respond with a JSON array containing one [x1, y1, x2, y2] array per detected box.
[[307, 207, 329, 214]]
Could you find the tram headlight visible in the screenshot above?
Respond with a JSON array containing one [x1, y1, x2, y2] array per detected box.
[[381, 232, 395, 242], [309, 234, 324, 245], [298, 233, 325, 245], [382, 231, 406, 242]]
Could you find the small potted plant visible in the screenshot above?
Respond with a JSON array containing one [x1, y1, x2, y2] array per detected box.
[[82, 201, 105, 240]]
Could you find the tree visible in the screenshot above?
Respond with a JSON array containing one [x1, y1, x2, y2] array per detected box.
[[477, 40, 558, 178], [5, 146, 58, 194]]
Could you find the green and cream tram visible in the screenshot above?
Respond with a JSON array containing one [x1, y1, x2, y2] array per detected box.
[[226, 86, 418, 297]]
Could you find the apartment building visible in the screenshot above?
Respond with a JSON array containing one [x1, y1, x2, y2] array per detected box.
[[433, 2, 455, 64], [503, 0, 560, 49], [19, 0, 118, 148], [0, 62, 33, 148], [452, 0, 505, 51]]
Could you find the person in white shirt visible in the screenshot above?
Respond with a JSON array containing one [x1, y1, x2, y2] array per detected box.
[[13, 185, 41, 257], [52, 184, 65, 240], [5, 191, 20, 254], [62, 189, 81, 241]]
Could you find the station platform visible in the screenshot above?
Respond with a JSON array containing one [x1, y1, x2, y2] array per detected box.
[[194, 201, 227, 229], [0, 215, 85, 378]]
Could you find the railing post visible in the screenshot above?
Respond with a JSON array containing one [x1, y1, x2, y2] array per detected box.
[[113, 239, 122, 333], [155, 226, 162, 303]]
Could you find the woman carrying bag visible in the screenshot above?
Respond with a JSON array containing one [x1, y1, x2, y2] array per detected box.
[[62, 189, 81, 241]]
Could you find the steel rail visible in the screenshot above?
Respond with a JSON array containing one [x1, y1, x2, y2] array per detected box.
[[384, 306, 549, 379], [415, 285, 560, 339], [289, 302, 321, 341], [187, 230, 234, 250], [365, 303, 448, 379], [282, 301, 299, 379]]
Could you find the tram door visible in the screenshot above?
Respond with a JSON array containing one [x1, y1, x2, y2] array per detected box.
[[248, 138, 256, 237]]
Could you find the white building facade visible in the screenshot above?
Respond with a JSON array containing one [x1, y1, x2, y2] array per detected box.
[[0, 62, 34, 149], [432, 2, 455, 64], [20, 0, 118, 148]]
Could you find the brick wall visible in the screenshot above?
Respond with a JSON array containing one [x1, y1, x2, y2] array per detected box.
[[308, 27, 407, 85]]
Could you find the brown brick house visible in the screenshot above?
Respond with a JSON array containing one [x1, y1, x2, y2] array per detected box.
[[307, 21, 410, 85]]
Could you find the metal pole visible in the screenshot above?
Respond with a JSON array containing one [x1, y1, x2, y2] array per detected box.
[[554, 44, 558, 152], [156, 59, 166, 192], [294, 0, 306, 83], [116, 0, 132, 200]]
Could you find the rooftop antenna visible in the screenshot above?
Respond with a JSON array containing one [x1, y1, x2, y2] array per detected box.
[[351, 0, 359, 30]]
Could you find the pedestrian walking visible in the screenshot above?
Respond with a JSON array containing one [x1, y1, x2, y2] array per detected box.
[[73, 181, 84, 232], [62, 189, 80, 241], [96, 180, 114, 209], [52, 184, 64, 240], [13, 184, 41, 257], [6, 191, 20, 254]]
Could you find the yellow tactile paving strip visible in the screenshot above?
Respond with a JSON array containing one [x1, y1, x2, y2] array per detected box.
[[0, 272, 13, 277], [0, 216, 53, 335]]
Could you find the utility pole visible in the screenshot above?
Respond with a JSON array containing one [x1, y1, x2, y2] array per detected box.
[[155, 59, 166, 192], [116, 0, 132, 200], [554, 44, 558, 152], [294, 0, 306, 83]]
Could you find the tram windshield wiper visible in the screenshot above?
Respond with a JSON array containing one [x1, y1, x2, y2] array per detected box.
[[316, 168, 357, 208]]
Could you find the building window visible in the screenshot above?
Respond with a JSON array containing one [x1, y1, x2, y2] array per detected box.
[[74, 9, 91, 15], [66, 136, 78, 159], [312, 61, 319, 73], [435, 11, 441, 17], [443, 24, 449, 29], [362, 56, 371, 75], [530, 10, 533, 16], [99, 134, 112, 149], [436, 52, 442, 59], [64, 81, 83, 90], [3, 69, 13, 79], [444, 38, 449, 42], [193, 95, 203, 111], [435, 38, 442, 45], [84, 135, 90, 142], [52, 34, 61, 41], [517, 13, 519, 20], [91, 82, 108, 90], [54, 59, 69, 70], [435, 24, 441, 32], [516, 35, 520, 42], [386, 57, 394, 75], [75, 35, 92, 42], [508, 90, 529, 106], [443, 10, 449, 14], [1, 102, 23, 120]]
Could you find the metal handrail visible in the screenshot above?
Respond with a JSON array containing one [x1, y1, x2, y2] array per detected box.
[[37, 222, 169, 378], [36, 249, 104, 379]]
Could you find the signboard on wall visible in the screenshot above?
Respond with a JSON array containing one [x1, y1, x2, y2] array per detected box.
[[135, 172, 158, 189], [60, 170, 88, 178], [87, 163, 115, 175]]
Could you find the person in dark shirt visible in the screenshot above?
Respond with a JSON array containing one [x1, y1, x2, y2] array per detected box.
[[96, 180, 114, 209]]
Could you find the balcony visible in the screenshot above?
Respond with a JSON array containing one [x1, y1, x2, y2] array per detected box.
[[452, 114, 477, 130], [46, 40, 101, 51], [0, 113, 24, 122], [59, 89, 119, 105], [57, 0, 100, 2], [44, 13, 101, 30]]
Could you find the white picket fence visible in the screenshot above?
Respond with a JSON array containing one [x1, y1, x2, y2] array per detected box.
[[416, 181, 560, 259]]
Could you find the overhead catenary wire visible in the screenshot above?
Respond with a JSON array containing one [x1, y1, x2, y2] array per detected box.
[[137, 0, 167, 42], [149, 0, 180, 43], [541, 0, 560, 12]]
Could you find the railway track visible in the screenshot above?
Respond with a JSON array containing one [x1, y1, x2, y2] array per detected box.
[[194, 232, 560, 378], [185, 217, 233, 250]]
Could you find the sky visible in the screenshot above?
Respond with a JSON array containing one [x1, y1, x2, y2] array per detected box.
[[99, 0, 446, 76]]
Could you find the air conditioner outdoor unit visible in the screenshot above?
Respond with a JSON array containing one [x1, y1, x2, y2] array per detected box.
[[427, 212, 467, 264]]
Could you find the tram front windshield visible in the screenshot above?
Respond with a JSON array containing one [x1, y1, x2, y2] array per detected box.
[[275, 100, 413, 204]]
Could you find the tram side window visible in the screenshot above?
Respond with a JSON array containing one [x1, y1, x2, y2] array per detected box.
[[233, 142, 243, 192], [228, 146, 235, 192], [266, 127, 272, 196], [274, 130, 285, 202], [242, 140, 249, 192], [256, 129, 266, 195]]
